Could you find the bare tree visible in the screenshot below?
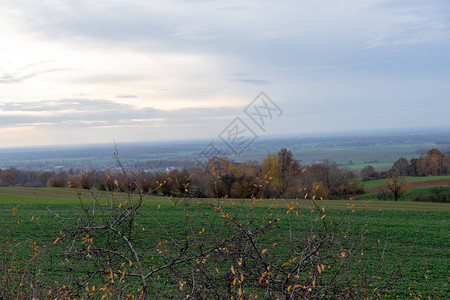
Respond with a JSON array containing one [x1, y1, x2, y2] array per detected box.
[[385, 171, 408, 201]]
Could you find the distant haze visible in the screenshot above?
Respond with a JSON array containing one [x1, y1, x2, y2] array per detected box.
[[1, 1, 450, 148]]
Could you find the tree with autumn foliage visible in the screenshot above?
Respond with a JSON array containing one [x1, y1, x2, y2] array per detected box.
[[262, 148, 301, 198], [417, 148, 448, 176], [385, 170, 408, 201]]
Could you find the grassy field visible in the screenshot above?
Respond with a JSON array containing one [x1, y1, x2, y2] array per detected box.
[[357, 186, 449, 202], [242, 143, 437, 169], [0, 187, 449, 298], [1, 187, 450, 211], [362, 176, 450, 189]]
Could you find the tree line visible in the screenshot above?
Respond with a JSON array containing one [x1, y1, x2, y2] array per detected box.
[[0, 148, 362, 200], [1, 147, 448, 200], [70, 148, 363, 200], [360, 148, 450, 181]]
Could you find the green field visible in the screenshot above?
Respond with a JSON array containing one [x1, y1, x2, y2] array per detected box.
[[362, 176, 450, 189], [244, 143, 437, 170], [1, 187, 450, 211], [357, 186, 449, 202], [0, 188, 449, 298]]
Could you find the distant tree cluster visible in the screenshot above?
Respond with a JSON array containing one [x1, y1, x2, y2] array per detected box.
[[0, 169, 75, 188], [0, 169, 45, 187], [360, 148, 450, 180], [64, 148, 362, 200]]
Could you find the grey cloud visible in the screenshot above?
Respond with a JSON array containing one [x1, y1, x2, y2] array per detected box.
[[76, 74, 145, 83], [236, 78, 272, 85], [0, 99, 240, 128], [5, 1, 175, 45], [218, 5, 249, 12], [232, 73, 273, 85], [6, 0, 450, 74], [0, 99, 131, 112], [170, 26, 216, 41]]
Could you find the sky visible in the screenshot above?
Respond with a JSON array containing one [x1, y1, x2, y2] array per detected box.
[[0, 0, 449, 148]]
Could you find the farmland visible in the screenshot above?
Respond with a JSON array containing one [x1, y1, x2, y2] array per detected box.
[[362, 176, 450, 190], [0, 187, 449, 298], [1, 128, 448, 172]]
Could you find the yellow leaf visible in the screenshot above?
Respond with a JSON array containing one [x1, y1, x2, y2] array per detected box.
[[114, 180, 119, 186], [312, 280, 315, 288], [54, 237, 60, 244], [261, 249, 267, 255], [231, 265, 235, 275]]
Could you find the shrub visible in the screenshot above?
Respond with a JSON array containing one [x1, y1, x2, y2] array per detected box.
[[46, 172, 69, 187], [376, 190, 392, 201], [410, 186, 450, 202], [410, 194, 449, 203]]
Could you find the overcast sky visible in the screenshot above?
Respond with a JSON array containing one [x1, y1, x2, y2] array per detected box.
[[1, 0, 449, 148]]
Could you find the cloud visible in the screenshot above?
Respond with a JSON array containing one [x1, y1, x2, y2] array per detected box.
[[235, 78, 272, 85], [170, 25, 216, 41], [364, 2, 450, 48], [0, 98, 240, 128], [0, 62, 69, 83], [0, 0, 449, 148]]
